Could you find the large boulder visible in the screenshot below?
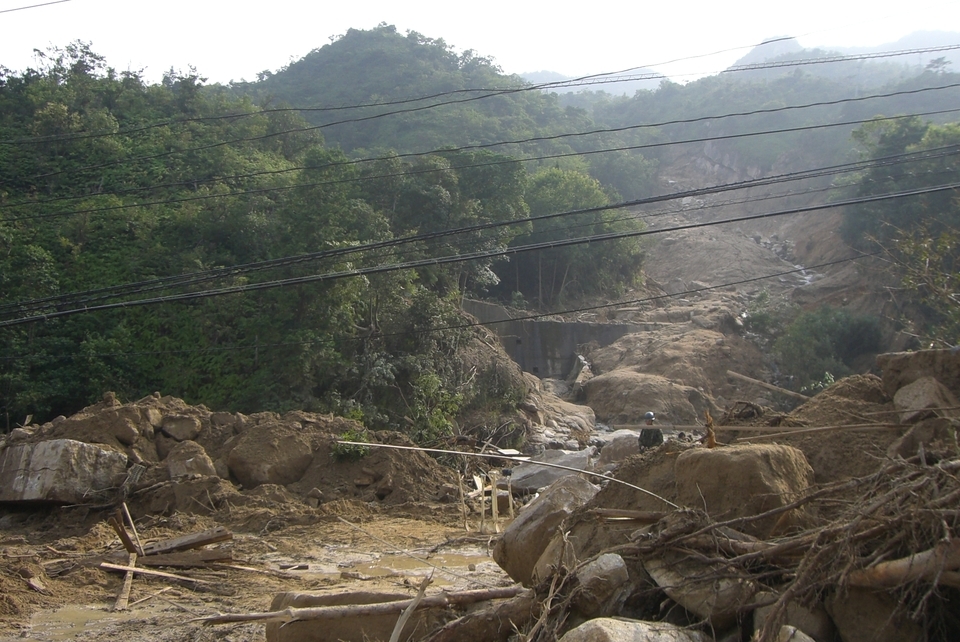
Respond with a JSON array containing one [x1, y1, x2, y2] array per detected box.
[[510, 448, 595, 494], [165, 440, 217, 479], [674, 444, 815, 537], [892, 376, 960, 424], [493, 475, 599, 586], [886, 417, 959, 460], [572, 553, 630, 617], [0, 439, 127, 503], [876, 349, 960, 400], [583, 370, 714, 426], [557, 618, 704, 642], [645, 551, 758, 629], [596, 430, 642, 467], [226, 420, 314, 488]]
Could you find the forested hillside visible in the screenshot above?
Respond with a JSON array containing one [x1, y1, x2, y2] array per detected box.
[[2, 26, 959, 428]]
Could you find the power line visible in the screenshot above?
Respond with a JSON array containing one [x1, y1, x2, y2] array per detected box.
[[0, 0, 70, 14], [4, 143, 955, 317], [723, 44, 960, 73], [5, 71, 959, 190], [0, 252, 876, 363], [8, 80, 960, 212], [2, 180, 956, 328], [7, 102, 960, 224]]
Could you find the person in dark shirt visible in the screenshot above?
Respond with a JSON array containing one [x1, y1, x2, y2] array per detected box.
[[638, 411, 663, 450]]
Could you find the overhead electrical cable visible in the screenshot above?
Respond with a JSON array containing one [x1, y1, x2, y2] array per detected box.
[[5, 75, 959, 189], [0, 252, 878, 363], [3, 143, 955, 317], [7, 81, 960, 212], [1, 181, 956, 328], [7, 104, 960, 224], [0, 0, 70, 14]]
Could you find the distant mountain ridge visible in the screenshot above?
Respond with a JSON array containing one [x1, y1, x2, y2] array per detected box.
[[731, 30, 960, 71]]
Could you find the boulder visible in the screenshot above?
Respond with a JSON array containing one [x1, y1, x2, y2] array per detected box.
[[557, 618, 704, 642], [753, 591, 835, 642], [674, 444, 815, 538], [583, 370, 714, 426], [645, 551, 758, 629], [510, 448, 595, 494], [165, 440, 217, 479], [892, 376, 960, 424], [160, 415, 202, 441], [825, 587, 923, 642], [265, 590, 450, 642], [572, 553, 630, 617], [877, 349, 960, 399], [0, 439, 127, 504], [886, 417, 959, 460], [597, 430, 641, 466], [493, 475, 599, 586], [226, 422, 314, 488]]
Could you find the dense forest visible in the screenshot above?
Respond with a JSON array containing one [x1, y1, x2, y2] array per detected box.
[[2, 25, 958, 430]]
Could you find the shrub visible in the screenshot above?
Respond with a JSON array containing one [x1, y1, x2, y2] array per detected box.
[[774, 306, 881, 390]]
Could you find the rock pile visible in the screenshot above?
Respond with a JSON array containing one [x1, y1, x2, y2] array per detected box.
[[439, 349, 960, 642], [0, 393, 456, 514]]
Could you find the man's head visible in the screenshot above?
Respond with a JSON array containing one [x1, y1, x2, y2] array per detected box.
[[644, 411, 656, 426]]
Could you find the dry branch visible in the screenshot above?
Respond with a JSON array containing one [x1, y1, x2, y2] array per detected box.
[[727, 370, 811, 401]]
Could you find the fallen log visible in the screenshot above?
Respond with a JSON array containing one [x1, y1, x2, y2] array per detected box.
[[199, 586, 527, 625], [848, 539, 960, 588]]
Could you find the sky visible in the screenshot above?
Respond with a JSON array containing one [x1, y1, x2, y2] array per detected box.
[[1, 0, 959, 85]]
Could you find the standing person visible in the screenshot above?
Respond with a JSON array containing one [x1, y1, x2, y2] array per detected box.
[[638, 411, 664, 450]]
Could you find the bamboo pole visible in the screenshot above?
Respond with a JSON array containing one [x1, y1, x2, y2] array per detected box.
[[727, 370, 812, 401], [99, 562, 209, 584], [489, 471, 500, 534], [737, 423, 900, 442], [389, 575, 431, 642]]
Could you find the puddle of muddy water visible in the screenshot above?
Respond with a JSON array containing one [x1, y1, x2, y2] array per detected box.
[[265, 548, 495, 585], [25, 603, 168, 641]]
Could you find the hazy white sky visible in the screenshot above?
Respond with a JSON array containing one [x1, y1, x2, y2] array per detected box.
[[1, 0, 959, 84]]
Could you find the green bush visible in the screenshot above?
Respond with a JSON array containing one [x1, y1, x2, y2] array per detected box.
[[774, 306, 881, 390], [331, 427, 370, 462]]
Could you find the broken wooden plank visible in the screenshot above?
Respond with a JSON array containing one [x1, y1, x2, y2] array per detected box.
[[113, 552, 137, 611], [99, 562, 210, 584], [141, 526, 232, 556], [136, 549, 232, 568], [108, 516, 138, 555], [121, 503, 145, 556]]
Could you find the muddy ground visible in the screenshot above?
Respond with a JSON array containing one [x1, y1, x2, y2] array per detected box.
[[0, 501, 511, 641]]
